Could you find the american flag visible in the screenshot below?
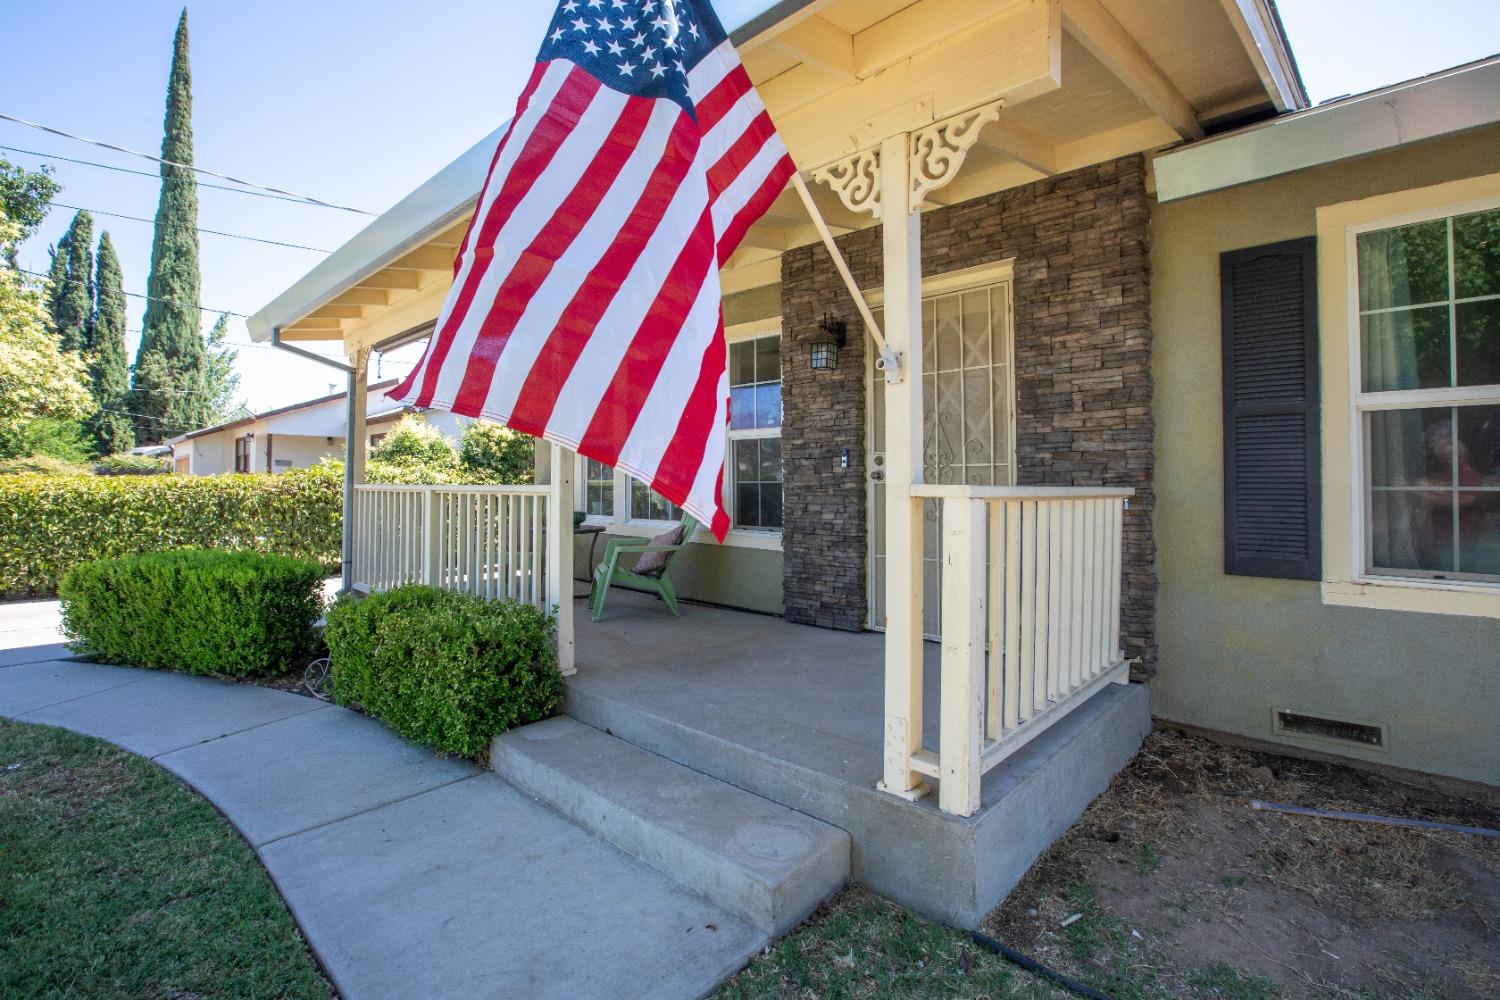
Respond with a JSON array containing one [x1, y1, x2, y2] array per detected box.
[[390, 0, 796, 540]]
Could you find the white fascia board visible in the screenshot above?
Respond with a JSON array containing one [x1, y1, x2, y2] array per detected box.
[[248, 0, 795, 342], [1219, 0, 1308, 112], [1155, 56, 1500, 203], [247, 125, 501, 342]]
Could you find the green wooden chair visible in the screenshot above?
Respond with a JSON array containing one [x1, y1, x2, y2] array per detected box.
[[588, 513, 698, 622]]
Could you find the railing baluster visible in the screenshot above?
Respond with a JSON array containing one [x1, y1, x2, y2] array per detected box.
[[985, 499, 1002, 742], [1003, 500, 1022, 732], [1046, 499, 1062, 705], [1018, 500, 1036, 724], [1110, 499, 1123, 667]]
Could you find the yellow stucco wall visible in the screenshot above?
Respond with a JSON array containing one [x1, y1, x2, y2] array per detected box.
[[1149, 125, 1500, 787]]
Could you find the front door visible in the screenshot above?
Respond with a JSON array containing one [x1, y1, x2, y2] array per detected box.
[[867, 278, 1016, 633]]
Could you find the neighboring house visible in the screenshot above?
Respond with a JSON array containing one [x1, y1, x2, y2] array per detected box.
[[167, 381, 470, 475], [245, 0, 1497, 927]]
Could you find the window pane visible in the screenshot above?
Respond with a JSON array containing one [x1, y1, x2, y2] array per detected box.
[[1457, 404, 1500, 486], [630, 478, 680, 521], [1456, 299, 1500, 388], [1370, 489, 1456, 574], [1360, 307, 1451, 391], [736, 483, 761, 528], [735, 439, 758, 479], [1357, 220, 1448, 310], [585, 460, 614, 517], [1460, 492, 1500, 575], [730, 340, 755, 387], [1368, 408, 1452, 487], [755, 383, 782, 429], [754, 335, 780, 384], [729, 386, 755, 430], [1454, 208, 1500, 299], [758, 437, 782, 482], [760, 482, 784, 529]]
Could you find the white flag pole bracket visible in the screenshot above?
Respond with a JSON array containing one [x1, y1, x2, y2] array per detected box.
[[790, 172, 903, 384]]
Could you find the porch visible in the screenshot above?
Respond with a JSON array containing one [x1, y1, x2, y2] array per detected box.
[[564, 587, 1149, 926], [346, 477, 1148, 923]]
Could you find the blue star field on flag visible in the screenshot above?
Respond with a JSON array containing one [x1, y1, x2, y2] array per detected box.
[[539, 0, 728, 115]]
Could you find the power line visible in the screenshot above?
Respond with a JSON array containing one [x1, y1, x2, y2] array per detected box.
[[52, 202, 332, 253], [0, 112, 376, 215], [0, 143, 366, 211], [15, 266, 249, 316]]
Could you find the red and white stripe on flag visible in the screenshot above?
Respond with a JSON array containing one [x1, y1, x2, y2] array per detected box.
[[389, 0, 796, 541]]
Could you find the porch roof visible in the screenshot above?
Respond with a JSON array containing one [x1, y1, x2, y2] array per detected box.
[[249, 0, 1303, 350]]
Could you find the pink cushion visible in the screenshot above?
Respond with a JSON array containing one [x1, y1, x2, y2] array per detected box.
[[633, 523, 685, 576]]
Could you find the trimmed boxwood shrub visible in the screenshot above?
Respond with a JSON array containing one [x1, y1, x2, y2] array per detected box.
[[59, 550, 325, 676], [325, 586, 562, 757], [0, 467, 341, 597]]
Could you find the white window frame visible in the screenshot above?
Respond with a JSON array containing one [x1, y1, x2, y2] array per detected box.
[[572, 317, 784, 552], [725, 320, 784, 539], [1318, 172, 1500, 617]]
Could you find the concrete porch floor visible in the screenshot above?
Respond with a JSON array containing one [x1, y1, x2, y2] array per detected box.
[[567, 589, 1152, 926]]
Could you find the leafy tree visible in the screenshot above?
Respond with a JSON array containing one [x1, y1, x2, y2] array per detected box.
[[370, 415, 457, 464], [0, 218, 93, 453], [48, 211, 95, 354], [202, 313, 242, 424], [87, 233, 135, 455], [0, 158, 60, 266], [459, 421, 535, 484], [131, 9, 205, 444], [0, 418, 93, 465]]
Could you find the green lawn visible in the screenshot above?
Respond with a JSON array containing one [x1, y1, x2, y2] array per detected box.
[[715, 890, 1067, 1000], [0, 718, 332, 999]]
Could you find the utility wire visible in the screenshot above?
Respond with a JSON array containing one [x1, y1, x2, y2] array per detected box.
[[15, 267, 249, 317], [0, 112, 376, 215], [52, 202, 332, 253], [0, 143, 361, 210]]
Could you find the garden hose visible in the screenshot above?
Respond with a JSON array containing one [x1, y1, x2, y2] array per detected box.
[[969, 929, 1113, 1000]]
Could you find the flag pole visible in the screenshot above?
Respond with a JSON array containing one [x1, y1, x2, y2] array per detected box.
[[790, 172, 902, 380]]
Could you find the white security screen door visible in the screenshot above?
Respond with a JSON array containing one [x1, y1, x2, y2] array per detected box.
[[868, 279, 1016, 633]]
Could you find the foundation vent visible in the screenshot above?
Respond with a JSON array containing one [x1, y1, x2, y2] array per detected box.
[[1273, 710, 1386, 750]]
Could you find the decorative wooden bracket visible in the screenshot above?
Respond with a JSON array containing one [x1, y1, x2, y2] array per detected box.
[[808, 100, 1006, 218], [810, 146, 883, 220], [910, 101, 1003, 211]]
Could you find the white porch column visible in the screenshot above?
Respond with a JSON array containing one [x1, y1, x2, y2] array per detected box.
[[878, 131, 928, 800], [341, 347, 370, 592], [547, 442, 576, 676]]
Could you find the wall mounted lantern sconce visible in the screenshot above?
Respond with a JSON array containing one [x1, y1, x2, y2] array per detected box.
[[810, 313, 847, 371]]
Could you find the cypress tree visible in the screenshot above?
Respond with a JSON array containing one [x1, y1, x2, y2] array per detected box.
[[88, 233, 135, 455], [131, 9, 206, 443], [48, 210, 95, 354]]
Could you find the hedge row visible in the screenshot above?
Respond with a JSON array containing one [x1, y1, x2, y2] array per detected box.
[[60, 550, 325, 676], [0, 468, 342, 596], [325, 586, 562, 757]]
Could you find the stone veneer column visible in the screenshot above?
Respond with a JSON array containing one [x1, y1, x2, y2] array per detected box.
[[780, 156, 1158, 671]]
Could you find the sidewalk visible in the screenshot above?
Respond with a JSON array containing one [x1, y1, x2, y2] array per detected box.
[[0, 604, 765, 999]]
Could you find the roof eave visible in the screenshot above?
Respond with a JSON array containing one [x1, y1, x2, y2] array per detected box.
[[1153, 55, 1500, 203]]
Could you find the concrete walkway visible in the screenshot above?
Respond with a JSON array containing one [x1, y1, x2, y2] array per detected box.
[[0, 604, 765, 999]]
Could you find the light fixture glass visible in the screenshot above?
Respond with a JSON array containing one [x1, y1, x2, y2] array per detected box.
[[810, 314, 847, 371]]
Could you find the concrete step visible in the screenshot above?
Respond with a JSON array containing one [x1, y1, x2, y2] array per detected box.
[[491, 716, 849, 935]]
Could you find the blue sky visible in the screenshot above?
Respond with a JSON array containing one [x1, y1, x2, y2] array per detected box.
[[4, 0, 1499, 412]]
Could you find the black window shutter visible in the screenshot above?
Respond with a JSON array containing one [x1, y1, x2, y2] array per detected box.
[[1221, 238, 1321, 580]]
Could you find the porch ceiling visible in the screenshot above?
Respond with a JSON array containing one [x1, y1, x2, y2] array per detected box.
[[255, 0, 1301, 348]]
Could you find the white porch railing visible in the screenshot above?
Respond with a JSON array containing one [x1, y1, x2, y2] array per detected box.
[[349, 450, 576, 674], [351, 485, 552, 601], [907, 485, 1134, 816]]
